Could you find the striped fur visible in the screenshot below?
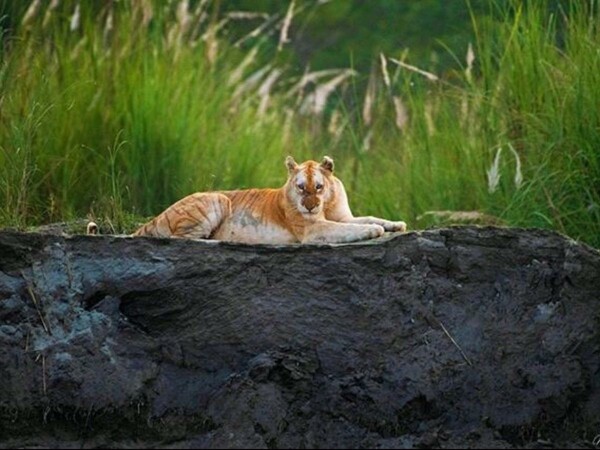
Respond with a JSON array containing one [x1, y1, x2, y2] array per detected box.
[[130, 156, 407, 244]]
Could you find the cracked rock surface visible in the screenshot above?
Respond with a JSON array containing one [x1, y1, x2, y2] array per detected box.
[[0, 226, 599, 448]]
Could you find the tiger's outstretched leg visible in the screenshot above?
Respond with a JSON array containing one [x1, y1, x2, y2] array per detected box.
[[133, 193, 232, 239], [341, 216, 407, 232], [324, 176, 407, 233], [302, 220, 385, 244]]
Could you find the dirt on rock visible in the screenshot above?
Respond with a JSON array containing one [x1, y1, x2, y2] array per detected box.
[[0, 226, 598, 448]]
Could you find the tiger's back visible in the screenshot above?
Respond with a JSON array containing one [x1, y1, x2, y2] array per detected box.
[[133, 188, 297, 244]]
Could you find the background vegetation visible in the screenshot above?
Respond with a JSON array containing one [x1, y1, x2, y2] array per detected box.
[[0, 0, 598, 247]]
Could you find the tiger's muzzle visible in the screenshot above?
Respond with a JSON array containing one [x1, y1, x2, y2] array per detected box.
[[302, 195, 320, 213]]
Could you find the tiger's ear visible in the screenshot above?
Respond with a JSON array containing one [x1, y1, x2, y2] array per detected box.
[[320, 156, 334, 173], [285, 156, 298, 173]]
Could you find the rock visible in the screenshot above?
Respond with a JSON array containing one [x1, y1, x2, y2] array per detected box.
[[0, 226, 598, 448]]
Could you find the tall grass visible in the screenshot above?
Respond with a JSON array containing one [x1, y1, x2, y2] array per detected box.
[[0, 1, 310, 230], [0, 0, 598, 247]]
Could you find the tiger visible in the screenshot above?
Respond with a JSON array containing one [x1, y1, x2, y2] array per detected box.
[[103, 156, 407, 244]]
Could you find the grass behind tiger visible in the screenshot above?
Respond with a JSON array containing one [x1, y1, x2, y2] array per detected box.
[[1, 1, 599, 247]]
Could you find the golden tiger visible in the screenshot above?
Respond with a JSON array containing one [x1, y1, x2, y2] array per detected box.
[[125, 156, 406, 244]]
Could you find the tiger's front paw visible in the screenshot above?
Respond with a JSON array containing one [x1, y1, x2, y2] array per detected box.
[[390, 221, 407, 232], [366, 224, 385, 239]]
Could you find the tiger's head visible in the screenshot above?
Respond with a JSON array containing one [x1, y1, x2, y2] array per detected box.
[[284, 156, 335, 217]]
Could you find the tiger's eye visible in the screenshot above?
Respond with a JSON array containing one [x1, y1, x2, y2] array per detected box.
[[316, 183, 323, 190], [297, 183, 305, 191]]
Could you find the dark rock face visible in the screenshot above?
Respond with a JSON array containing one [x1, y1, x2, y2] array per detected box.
[[0, 226, 598, 449]]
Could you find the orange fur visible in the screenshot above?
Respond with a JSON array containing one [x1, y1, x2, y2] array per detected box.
[[130, 156, 407, 244]]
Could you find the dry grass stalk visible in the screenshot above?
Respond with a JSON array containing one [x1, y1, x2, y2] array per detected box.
[[70, 36, 87, 61], [232, 65, 272, 106], [300, 70, 356, 115], [362, 69, 377, 126], [192, 0, 210, 17], [200, 17, 229, 41], [392, 96, 409, 130], [362, 129, 373, 152], [24, 282, 51, 335], [286, 69, 347, 100], [190, 8, 210, 43], [508, 143, 523, 189], [22, 0, 42, 28], [176, 0, 192, 31], [227, 11, 270, 20], [70, 2, 81, 32], [204, 24, 219, 65], [543, 186, 567, 233], [379, 53, 391, 89], [460, 93, 470, 128], [389, 57, 439, 82], [199, 17, 230, 41], [167, 0, 195, 57], [282, 108, 295, 144], [197, 2, 230, 62], [465, 42, 475, 83], [424, 99, 436, 136], [462, 93, 484, 135], [228, 45, 260, 86], [103, 7, 114, 46], [136, 0, 154, 28], [103, 215, 117, 235], [487, 147, 502, 193], [327, 109, 346, 143], [437, 320, 473, 367], [258, 69, 283, 116], [278, 0, 296, 51], [43, 0, 60, 29], [234, 14, 279, 48]]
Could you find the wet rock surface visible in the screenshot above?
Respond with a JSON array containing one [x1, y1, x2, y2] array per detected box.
[[0, 226, 598, 449]]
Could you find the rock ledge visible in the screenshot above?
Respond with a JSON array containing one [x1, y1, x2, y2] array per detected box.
[[0, 226, 598, 448]]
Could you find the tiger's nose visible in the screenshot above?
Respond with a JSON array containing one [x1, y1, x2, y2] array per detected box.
[[303, 198, 320, 212]]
